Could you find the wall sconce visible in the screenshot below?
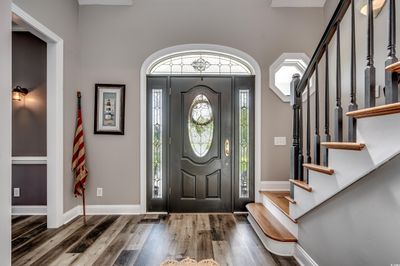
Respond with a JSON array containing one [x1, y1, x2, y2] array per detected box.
[[12, 86, 29, 101], [359, 0, 386, 17]]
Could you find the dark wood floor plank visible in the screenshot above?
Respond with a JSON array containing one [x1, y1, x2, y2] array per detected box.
[[113, 250, 138, 266], [29, 215, 106, 266], [12, 215, 30, 225], [12, 215, 46, 240], [196, 230, 214, 261], [12, 222, 47, 250], [92, 216, 142, 266], [68, 215, 118, 253], [12, 216, 85, 265], [70, 216, 132, 265]]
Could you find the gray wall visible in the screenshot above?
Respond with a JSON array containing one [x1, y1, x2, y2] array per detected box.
[[12, 32, 47, 156], [0, 0, 12, 264], [12, 165, 47, 206], [298, 154, 400, 266], [13, 0, 82, 212], [78, 0, 324, 205], [12, 32, 47, 206]]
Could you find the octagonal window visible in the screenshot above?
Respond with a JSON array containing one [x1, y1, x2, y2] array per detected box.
[[269, 53, 312, 102]]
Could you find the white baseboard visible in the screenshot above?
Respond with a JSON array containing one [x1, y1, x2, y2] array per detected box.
[[12, 205, 47, 215], [294, 244, 319, 266], [63, 204, 142, 224], [260, 181, 290, 191]]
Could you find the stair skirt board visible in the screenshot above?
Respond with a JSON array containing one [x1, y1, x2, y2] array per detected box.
[[247, 215, 296, 257], [261, 194, 298, 237], [290, 113, 400, 219]]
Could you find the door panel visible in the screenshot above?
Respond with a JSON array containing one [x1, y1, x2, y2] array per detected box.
[[169, 77, 232, 212]]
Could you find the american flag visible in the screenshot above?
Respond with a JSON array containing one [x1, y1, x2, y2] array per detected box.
[[72, 92, 88, 197]]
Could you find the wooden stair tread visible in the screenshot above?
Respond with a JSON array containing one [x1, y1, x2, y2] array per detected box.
[[386, 61, 400, 73], [246, 203, 297, 242], [260, 191, 297, 223], [303, 163, 334, 175], [321, 142, 365, 151], [346, 102, 400, 119], [284, 196, 296, 204], [289, 179, 312, 192]]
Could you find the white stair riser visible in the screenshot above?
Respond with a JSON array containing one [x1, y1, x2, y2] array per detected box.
[[291, 113, 400, 219], [261, 195, 298, 237]]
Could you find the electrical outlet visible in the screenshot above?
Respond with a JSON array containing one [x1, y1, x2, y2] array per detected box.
[[97, 188, 103, 197], [13, 188, 20, 197], [274, 137, 287, 146]]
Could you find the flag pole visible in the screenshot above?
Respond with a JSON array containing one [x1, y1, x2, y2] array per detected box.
[[77, 91, 87, 225]]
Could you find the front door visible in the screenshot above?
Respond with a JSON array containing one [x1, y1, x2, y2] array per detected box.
[[169, 77, 232, 212]]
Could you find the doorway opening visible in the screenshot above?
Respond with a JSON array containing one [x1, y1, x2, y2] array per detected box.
[[142, 48, 260, 212], [12, 4, 64, 228]]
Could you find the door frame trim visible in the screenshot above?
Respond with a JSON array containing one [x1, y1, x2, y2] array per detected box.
[[140, 44, 262, 213]]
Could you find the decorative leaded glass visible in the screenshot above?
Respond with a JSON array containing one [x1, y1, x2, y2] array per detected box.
[[150, 52, 252, 75], [188, 94, 214, 157], [152, 89, 162, 198], [239, 90, 250, 198]]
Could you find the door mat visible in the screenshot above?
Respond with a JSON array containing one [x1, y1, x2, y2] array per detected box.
[[160, 258, 219, 266]]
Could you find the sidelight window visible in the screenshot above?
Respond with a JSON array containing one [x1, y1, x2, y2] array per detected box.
[[152, 89, 163, 198], [239, 90, 250, 198]]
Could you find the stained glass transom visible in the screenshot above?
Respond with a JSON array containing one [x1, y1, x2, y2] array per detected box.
[[149, 52, 252, 75], [239, 90, 250, 198], [152, 89, 162, 198], [188, 94, 214, 157]]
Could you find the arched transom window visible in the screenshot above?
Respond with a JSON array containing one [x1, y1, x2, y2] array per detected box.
[[149, 51, 253, 75]]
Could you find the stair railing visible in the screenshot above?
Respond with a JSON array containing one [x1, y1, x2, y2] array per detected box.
[[290, 0, 398, 198]]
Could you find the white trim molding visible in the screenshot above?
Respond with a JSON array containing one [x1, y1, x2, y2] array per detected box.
[[260, 181, 290, 191], [12, 205, 47, 215], [63, 205, 142, 224], [78, 0, 133, 5], [140, 44, 262, 213], [12, 3, 64, 229], [12, 156, 47, 165], [271, 0, 326, 7], [294, 244, 319, 266]]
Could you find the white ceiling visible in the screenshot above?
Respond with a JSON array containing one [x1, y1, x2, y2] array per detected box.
[[271, 0, 326, 7], [77, 0, 326, 7]]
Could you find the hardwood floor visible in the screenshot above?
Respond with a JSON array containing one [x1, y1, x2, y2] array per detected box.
[[12, 214, 299, 266]]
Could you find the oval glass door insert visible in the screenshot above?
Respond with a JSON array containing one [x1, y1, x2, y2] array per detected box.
[[188, 94, 214, 157]]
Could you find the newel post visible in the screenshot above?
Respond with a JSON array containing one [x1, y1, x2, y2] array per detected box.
[[290, 73, 302, 198]]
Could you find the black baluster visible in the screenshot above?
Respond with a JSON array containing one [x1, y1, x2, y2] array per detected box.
[[314, 64, 321, 165], [306, 80, 312, 183], [385, 0, 398, 104], [349, 0, 358, 142], [365, 0, 376, 108], [323, 49, 331, 167], [298, 89, 304, 182], [335, 23, 343, 142], [290, 74, 301, 198]]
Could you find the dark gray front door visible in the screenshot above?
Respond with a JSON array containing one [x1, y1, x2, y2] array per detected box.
[[169, 77, 232, 212]]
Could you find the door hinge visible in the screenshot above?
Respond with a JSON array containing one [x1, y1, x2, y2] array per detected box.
[[169, 187, 171, 196], [169, 87, 172, 95], [169, 137, 172, 145]]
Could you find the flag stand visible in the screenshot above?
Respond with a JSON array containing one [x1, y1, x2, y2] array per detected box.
[[82, 188, 87, 225]]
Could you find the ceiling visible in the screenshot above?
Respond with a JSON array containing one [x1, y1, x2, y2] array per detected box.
[[78, 0, 326, 7]]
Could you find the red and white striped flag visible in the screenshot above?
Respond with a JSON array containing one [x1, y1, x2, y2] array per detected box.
[[72, 92, 88, 197]]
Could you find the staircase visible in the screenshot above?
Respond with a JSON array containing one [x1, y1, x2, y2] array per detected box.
[[246, 0, 399, 261]]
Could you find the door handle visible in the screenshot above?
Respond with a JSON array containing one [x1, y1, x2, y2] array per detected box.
[[224, 139, 230, 157]]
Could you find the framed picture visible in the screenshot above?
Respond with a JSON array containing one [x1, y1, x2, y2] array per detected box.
[[94, 84, 125, 135]]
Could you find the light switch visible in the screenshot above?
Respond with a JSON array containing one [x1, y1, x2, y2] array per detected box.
[[97, 188, 103, 197], [274, 137, 287, 146]]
